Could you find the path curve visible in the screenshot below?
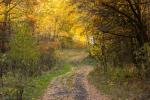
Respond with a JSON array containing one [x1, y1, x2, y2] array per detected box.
[[41, 49, 110, 100]]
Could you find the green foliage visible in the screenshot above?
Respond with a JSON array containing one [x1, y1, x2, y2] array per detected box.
[[90, 44, 102, 60], [8, 23, 40, 76], [39, 48, 56, 71], [9, 25, 39, 64], [1, 23, 41, 99]]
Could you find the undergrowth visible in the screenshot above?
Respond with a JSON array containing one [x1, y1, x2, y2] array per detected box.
[[23, 63, 71, 100], [88, 64, 150, 100]]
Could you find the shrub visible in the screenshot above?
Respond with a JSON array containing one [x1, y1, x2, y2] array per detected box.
[[4, 22, 40, 99]]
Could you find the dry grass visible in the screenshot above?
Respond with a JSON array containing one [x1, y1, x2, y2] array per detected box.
[[88, 66, 150, 100]]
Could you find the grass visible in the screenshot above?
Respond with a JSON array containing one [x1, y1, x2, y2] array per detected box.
[[88, 66, 150, 100], [81, 56, 97, 66], [23, 64, 71, 100]]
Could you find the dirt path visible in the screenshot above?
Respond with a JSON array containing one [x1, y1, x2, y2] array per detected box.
[[41, 49, 110, 100]]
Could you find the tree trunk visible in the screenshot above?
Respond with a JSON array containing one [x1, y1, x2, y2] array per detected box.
[[17, 88, 24, 100], [0, 63, 3, 87]]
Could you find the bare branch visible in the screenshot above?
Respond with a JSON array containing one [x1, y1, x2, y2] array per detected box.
[[102, 2, 138, 24], [7, 0, 23, 13], [102, 30, 136, 38]]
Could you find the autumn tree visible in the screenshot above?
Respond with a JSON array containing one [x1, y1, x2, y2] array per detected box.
[[71, 0, 150, 77]]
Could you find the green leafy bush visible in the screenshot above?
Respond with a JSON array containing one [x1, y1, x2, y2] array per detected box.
[[8, 23, 40, 77], [1, 22, 41, 99]]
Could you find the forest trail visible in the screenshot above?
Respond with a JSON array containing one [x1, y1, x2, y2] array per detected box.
[[41, 49, 110, 100]]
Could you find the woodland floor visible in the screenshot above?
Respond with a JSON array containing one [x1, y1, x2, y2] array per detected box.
[[40, 49, 110, 100]]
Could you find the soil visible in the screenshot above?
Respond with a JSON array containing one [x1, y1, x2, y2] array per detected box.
[[41, 49, 110, 100]]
